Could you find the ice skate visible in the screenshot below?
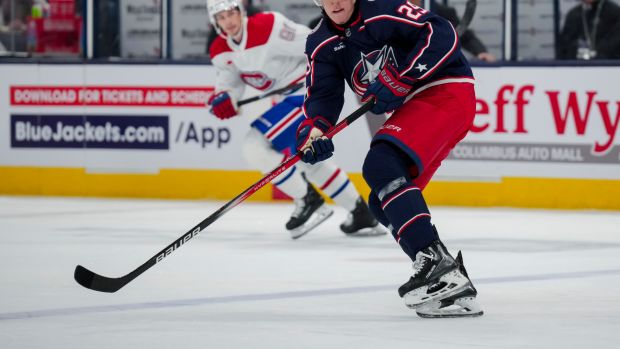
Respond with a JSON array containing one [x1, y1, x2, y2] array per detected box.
[[415, 251, 483, 318], [398, 240, 481, 317], [340, 198, 387, 237], [286, 183, 333, 239]]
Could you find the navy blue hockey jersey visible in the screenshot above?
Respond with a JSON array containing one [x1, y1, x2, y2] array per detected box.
[[303, 0, 473, 125]]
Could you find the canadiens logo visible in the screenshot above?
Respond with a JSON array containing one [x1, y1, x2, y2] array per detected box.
[[351, 45, 398, 96], [240, 72, 275, 91]]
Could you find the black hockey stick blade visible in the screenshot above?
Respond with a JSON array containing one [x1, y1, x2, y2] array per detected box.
[[237, 82, 305, 107], [456, 0, 477, 36], [74, 265, 126, 293], [74, 99, 374, 293]]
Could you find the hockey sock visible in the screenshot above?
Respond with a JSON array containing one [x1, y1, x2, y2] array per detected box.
[[380, 184, 436, 259], [273, 165, 310, 199], [302, 160, 358, 211], [243, 128, 307, 199], [362, 142, 436, 260]]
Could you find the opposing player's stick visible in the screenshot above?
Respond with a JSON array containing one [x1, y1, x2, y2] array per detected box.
[[237, 82, 305, 107], [74, 99, 375, 293], [455, 0, 477, 36]]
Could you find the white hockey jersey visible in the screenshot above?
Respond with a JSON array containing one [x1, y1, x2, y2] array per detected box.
[[209, 12, 310, 101]]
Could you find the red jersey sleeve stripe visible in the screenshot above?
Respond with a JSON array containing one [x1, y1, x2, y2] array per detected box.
[[364, 15, 425, 27], [415, 23, 459, 80], [310, 35, 340, 60], [399, 22, 434, 77]]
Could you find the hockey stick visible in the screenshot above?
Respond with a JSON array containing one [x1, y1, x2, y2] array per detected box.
[[74, 99, 375, 293], [237, 82, 305, 107], [455, 0, 477, 36]]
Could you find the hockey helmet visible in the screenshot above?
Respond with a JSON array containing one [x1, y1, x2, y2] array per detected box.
[[312, 1, 358, 8], [207, 0, 246, 33]]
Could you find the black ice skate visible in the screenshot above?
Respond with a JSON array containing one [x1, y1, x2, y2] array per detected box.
[[415, 251, 483, 318], [340, 198, 387, 237], [398, 240, 483, 318], [286, 183, 333, 239]]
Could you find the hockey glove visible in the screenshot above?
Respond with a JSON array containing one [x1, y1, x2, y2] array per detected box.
[[362, 64, 415, 114], [296, 117, 334, 165], [208, 91, 238, 120]]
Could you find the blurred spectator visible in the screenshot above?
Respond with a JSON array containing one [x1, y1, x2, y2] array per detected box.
[[0, 0, 33, 52], [95, 0, 120, 57], [417, 0, 496, 62], [206, 0, 261, 58], [557, 0, 620, 60], [1, 0, 33, 32]]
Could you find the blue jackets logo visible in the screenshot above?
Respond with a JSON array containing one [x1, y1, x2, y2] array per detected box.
[[11, 114, 169, 149], [351, 45, 398, 96]]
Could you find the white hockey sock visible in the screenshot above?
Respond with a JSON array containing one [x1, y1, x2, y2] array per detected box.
[[242, 128, 307, 199], [301, 160, 359, 211], [273, 166, 310, 199]]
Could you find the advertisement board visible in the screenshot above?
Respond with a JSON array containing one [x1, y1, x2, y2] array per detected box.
[[1, 63, 619, 207], [440, 67, 620, 180]]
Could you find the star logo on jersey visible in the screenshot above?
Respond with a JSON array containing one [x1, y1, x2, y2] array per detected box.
[[360, 52, 384, 83], [415, 63, 428, 73], [351, 45, 398, 96]]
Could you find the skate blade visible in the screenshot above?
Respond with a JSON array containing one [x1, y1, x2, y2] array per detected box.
[[416, 296, 484, 318], [403, 269, 471, 309], [344, 225, 388, 237], [289, 205, 334, 239]]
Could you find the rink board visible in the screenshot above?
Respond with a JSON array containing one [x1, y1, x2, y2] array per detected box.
[[1, 63, 619, 209]]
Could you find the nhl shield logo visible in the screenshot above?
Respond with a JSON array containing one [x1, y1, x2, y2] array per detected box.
[[351, 45, 398, 96]]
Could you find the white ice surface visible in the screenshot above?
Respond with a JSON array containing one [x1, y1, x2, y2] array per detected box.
[[1, 196, 619, 349]]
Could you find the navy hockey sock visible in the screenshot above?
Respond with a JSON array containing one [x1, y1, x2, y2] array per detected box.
[[380, 184, 436, 259], [362, 142, 436, 260]]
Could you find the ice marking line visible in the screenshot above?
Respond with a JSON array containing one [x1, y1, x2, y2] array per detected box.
[[1, 268, 619, 321]]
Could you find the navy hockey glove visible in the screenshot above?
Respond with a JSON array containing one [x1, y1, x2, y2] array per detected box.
[[296, 117, 334, 165], [208, 91, 238, 120], [362, 64, 415, 114]]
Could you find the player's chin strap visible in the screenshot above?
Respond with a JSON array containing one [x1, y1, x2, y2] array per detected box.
[[73, 98, 375, 293], [455, 0, 477, 36], [237, 82, 305, 107]]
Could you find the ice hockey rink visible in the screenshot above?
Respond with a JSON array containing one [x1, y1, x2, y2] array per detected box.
[[1, 196, 619, 349]]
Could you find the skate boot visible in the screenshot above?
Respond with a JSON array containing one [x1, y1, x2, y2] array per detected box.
[[286, 182, 333, 239], [415, 251, 483, 318], [340, 198, 387, 237], [398, 240, 482, 318]]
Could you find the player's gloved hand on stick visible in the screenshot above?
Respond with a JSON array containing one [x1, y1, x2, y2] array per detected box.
[[208, 91, 238, 119], [362, 63, 415, 114], [296, 117, 334, 165]]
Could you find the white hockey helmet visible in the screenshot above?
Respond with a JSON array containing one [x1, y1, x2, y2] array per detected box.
[[312, 1, 357, 8], [206, 0, 246, 33]]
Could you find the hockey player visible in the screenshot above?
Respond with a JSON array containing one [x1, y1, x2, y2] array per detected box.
[[206, 0, 385, 239], [296, 0, 483, 317]]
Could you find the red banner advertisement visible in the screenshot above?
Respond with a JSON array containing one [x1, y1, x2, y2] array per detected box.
[[10, 86, 216, 107]]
